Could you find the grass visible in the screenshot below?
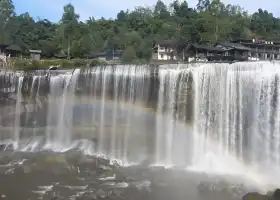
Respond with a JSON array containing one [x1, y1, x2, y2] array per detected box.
[[9, 58, 108, 71]]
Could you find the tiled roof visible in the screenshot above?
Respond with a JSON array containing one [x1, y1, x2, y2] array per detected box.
[[222, 43, 250, 51]]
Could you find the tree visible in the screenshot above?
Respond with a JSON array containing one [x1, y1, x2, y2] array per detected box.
[[0, 0, 15, 43], [2, 0, 280, 61], [154, 0, 169, 19], [121, 46, 137, 62], [60, 3, 80, 59], [197, 0, 210, 12]]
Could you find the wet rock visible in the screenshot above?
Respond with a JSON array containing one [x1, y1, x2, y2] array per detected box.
[[272, 189, 280, 200], [0, 155, 12, 165], [242, 192, 271, 200], [44, 154, 68, 165], [110, 159, 121, 167], [197, 180, 246, 200], [65, 151, 84, 166], [0, 144, 6, 152], [97, 157, 110, 166], [0, 144, 13, 152], [96, 189, 107, 199], [266, 189, 280, 200], [29, 154, 70, 175], [22, 165, 31, 174], [99, 165, 112, 172], [115, 171, 128, 182], [76, 155, 97, 170]]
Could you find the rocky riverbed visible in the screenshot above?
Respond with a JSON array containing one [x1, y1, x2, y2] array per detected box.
[[0, 148, 278, 200]]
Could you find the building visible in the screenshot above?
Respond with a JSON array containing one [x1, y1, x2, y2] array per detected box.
[[152, 40, 177, 60], [232, 39, 280, 60], [90, 50, 123, 61], [216, 42, 250, 61], [0, 44, 22, 57], [180, 42, 249, 62], [29, 50, 42, 60]]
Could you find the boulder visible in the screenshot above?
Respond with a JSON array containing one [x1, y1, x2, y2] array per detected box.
[[242, 192, 271, 200], [272, 189, 280, 200]]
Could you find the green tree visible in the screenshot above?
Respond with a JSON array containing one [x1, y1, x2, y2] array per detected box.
[[2, 0, 280, 62], [60, 3, 80, 59], [121, 46, 137, 62], [0, 0, 15, 43]]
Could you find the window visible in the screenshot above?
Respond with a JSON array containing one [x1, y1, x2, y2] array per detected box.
[[160, 54, 164, 58]]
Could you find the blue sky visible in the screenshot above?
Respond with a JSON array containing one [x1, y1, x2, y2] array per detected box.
[[13, 0, 279, 22]]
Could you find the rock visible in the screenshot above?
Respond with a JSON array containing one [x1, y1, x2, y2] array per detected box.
[[110, 159, 121, 167], [97, 157, 110, 166], [22, 165, 31, 174], [242, 192, 271, 200], [49, 66, 59, 70], [44, 154, 68, 165], [0, 144, 13, 152], [29, 154, 70, 175], [99, 165, 112, 171], [115, 172, 127, 182], [0, 155, 12, 165], [96, 189, 107, 199], [272, 189, 280, 200], [0, 144, 6, 152]]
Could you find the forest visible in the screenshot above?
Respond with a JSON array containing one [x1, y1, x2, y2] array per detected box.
[[1, 0, 280, 62]]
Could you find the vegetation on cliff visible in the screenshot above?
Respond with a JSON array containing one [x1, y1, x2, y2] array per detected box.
[[1, 0, 280, 63]]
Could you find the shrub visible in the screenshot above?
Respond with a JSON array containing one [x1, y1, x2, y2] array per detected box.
[[72, 59, 88, 67]]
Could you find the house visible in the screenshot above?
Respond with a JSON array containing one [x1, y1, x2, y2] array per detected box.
[[90, 50, 123, 61], [216, 42, 250, 61], [152, 40, 177, 60], [179, 42, 250, 62], [232, 39, 280, 60], [29, 49, 42, 60], [180, 43, 225, 62], [0, 44, 22, 57]]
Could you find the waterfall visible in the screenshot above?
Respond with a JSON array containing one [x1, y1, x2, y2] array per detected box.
[[13, 76, 23, 149], [2, 62, 280, 184], [45, 69, 80, 151]]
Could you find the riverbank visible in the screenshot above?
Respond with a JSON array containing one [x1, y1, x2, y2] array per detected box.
[[10, 58, 108, 71], [8, 58, 152, 71]]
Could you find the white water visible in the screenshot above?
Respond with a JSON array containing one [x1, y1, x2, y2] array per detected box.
[[13, 76, 23, 149], [45, 69, 80, 151], [189, 62, 280, 187], [1, 62, 280, 188]]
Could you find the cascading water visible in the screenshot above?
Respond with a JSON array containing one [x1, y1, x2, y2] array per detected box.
[[13, 76, 23, 149], [45, 69, 80, 151], [190, 62, 280, 183], [1, 62, 280, 186]]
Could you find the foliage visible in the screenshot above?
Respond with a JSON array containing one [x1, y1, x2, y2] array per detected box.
[[121, 46, 137, 62], [11, 58, 107, 71], [3, 0, 280, 64]]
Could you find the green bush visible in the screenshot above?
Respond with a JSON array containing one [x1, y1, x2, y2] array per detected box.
[[59, 60, 73, 68], [10, 58, 147, 71], [72, 59, 88, 67], [89, 59, 107, 66]]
